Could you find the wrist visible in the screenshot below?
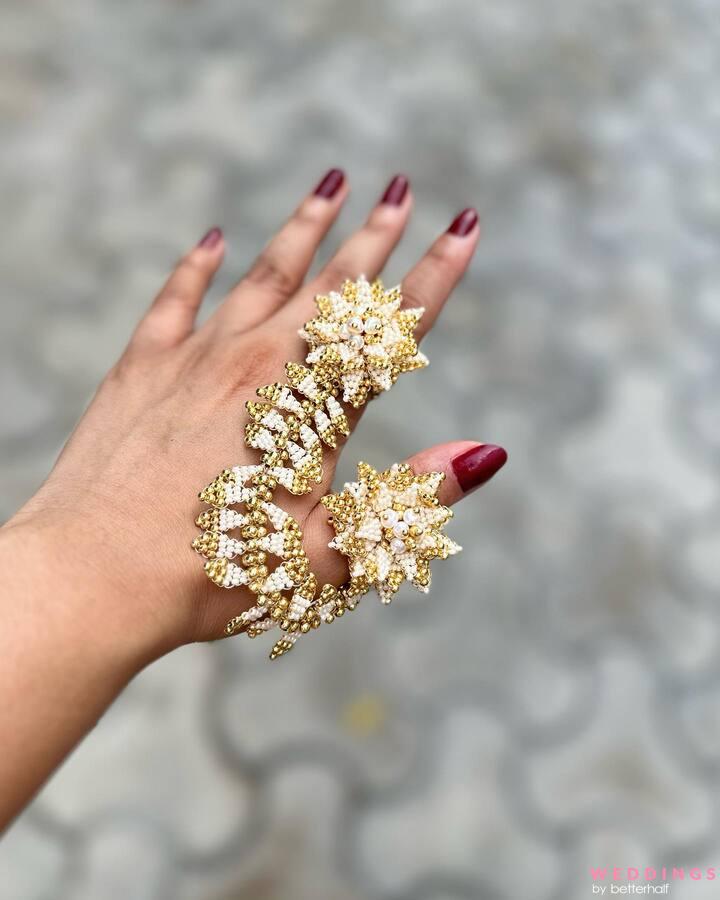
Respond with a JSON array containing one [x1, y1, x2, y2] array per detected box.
[[0, 514, 175, 674]]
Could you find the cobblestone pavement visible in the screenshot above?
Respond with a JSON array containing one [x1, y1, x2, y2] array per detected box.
[[2, 1, 720, 898]]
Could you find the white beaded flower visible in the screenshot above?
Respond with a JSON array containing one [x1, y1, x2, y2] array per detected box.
[[299, 276, 428, 407], [321, 462, 461, 604]]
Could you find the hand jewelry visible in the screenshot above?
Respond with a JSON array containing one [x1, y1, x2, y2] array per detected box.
[[193, 276, 460, 659]]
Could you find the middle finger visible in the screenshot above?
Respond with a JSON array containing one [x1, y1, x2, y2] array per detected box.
[[272, 173, 412, 333]]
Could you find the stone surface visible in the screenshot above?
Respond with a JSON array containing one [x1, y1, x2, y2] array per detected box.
[[2, 0, 720, 897]]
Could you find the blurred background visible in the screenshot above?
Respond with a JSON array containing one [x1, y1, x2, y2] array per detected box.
[[1, 0, 720, 898]]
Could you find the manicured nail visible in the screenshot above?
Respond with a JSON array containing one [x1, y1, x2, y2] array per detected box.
[[198, 227, 222, 249], [452, 444, 507, 493], [380, 174, 409, 206], [447, 207, 478, 237], [314, 168, 345, 199]]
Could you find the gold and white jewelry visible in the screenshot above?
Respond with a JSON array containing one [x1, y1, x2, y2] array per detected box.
[[322, 462, 461, 605], [193, 276, 459, 659], [300, 275, 427, 407]]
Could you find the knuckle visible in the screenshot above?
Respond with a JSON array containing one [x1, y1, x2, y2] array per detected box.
[[401, 280, 433, 310], [152, 258, 206, 308], [294, 201, 325, 226], [243, 252, 296, 298], [363, 220, 390, 240], [426, 241, 456, 270], [176, 252, 207, 275], [321, 257, 353, 286], [364, 211, 398, 236], [155, 290, 189, 310], [217, 331, 280, 394], [149, 289, 194, 323]]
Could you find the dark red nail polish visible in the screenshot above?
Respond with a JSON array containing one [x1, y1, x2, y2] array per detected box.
[[380, 174, 409, 206], [452, 444, 507, 493], [314, 168, 345, 199], [447, 207, 478, 237], [198, 227, 222, 249]]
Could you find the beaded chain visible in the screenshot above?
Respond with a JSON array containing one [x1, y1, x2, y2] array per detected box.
[[192, 276, 459, 659]]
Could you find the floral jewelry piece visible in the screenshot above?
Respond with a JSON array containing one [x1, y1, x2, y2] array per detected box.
[[193, 276, 459, 659], [300, 276, 427, 407], [322, 462, 461, 604]]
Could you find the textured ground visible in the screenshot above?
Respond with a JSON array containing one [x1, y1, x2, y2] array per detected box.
[[2, 1, 720, 898]]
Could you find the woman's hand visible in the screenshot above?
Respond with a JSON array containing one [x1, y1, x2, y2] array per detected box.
[[6, 171, 506, 656], [0, 171, 506, 827]]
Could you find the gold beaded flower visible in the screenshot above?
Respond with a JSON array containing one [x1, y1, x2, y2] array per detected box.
[[321, 462, 461, 605], [299, 275, 428, 408]]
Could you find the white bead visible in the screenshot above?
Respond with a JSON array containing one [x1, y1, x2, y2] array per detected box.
[[403, 509, 418, 525], [390, 538, 406, 555], [364, 316, 381, 334], [393, 521, 409, 538], [348, 333, 365, 350], [347, 316, 364, 334], [381, 509, 398, 527]]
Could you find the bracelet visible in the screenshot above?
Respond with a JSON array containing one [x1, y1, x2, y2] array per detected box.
[[192, 276, 460, 659]]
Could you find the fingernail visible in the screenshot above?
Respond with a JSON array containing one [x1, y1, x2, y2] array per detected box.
[[314, 168, 345, 199], [198, 227, 222, 249], [452, 444, 507, 493], [380, 174, 409, 206], [447, 207, 478, 237]]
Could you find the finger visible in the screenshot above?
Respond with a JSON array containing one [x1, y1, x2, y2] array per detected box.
[[132, 227, 225, 351], [293, 201, 475, 496], [304, 440, 507, 587], [406, 440, 507, 505], [274, 174, 412, 330], [300, 203, 477, 487], [216, 168, 349, 333], [402, 207, 480, 342]]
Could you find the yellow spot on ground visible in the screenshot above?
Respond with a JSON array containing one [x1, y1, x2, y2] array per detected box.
[[340, 693, 388, 737]]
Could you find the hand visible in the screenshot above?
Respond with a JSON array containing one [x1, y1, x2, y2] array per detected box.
[[5, 170, 506, 657]]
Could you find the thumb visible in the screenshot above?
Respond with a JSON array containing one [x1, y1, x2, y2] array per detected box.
[[406, 440, 507, 506]]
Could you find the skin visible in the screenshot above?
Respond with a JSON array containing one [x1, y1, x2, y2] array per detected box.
[[0, 174, 489, 830]]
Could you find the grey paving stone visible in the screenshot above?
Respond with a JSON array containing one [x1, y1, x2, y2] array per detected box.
[[0, 823, 67, 900], [1, 0, 720, 897], [71, 823, 174, 900]]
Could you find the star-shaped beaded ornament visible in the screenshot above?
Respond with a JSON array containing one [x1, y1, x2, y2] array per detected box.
[[321, 462, 461, 605], [299, 275, 428, 408]]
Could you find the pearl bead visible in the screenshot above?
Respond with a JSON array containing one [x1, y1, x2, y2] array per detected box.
[[364, 316, 381, 334], [403, 509, 418, 525], [348, 333, 365, 350], [390, 538, 406, 555], [381, 509, 398, 526], [347, 316, 364, 334], [393, 521, 409, 538]]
